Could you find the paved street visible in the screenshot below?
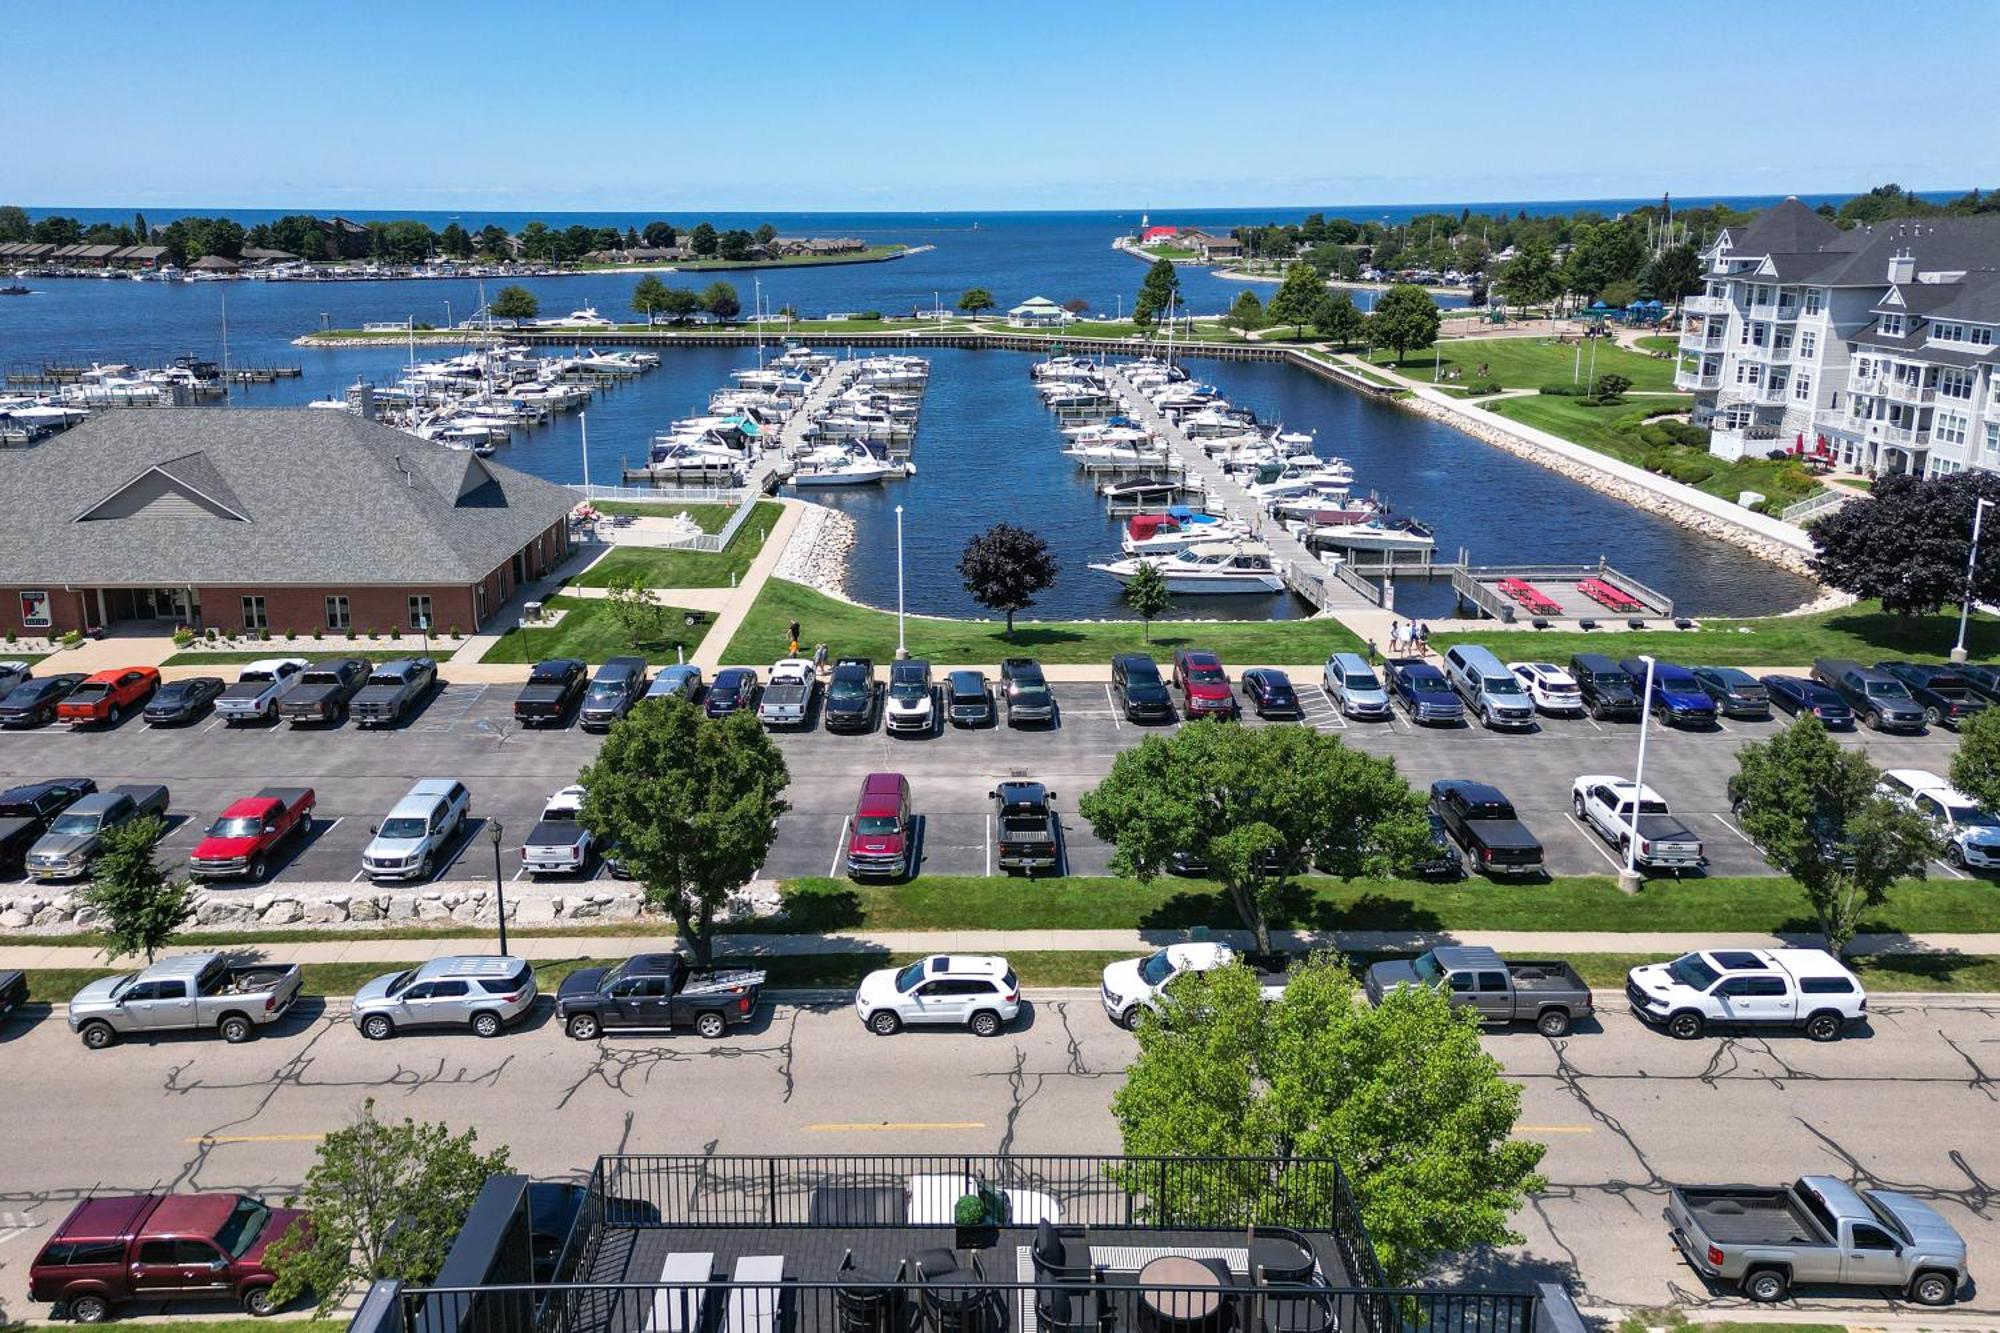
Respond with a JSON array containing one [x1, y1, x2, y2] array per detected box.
[[0, 992, 1993, 1322], [0, 678, 1976, 891]]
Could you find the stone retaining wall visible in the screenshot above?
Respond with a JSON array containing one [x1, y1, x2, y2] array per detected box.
[[772, 500, 857, 598]]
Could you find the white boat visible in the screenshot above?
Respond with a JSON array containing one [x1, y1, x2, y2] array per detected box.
[[1119, 512, 1252, 555], [785, 453, 893, 486], [1307, 516, 1437, 554], [1065, 440, 1168, 466], [1245, 463, 1355, 502], [1090, 542, 1286, 594], [541, 307, 614, 328]]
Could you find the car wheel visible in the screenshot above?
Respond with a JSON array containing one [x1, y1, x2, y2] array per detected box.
[[1571, 793, 1585, 817], [361, 1014, 395, 1041], [68, 1294, 111, 1324], [1910, 1270, 1958, 1307], [1803, 1011, 1843, 1042], [219, 1014, 254, 1044], [1866, 708, 1883, 731], [248, 855, 268, 883], [470, 1010, 503, 1038], [694, 1011, 728, 1039], [1666, 1011, 1705, 1040], [1743, 1268, 1788, 1303], [1948, 841, 1966, 868], [244, 1286, 278, 1317], [1536, 1008, 1571, 1038], [969, 1009, 1003, 1038], [868, 1010, 902, 1036], [416, 853, 434, 881], [107, 704, 121, 725], [79, 1021, 116, 1050], [566, 1014, 600, 1041], [1115, 1006, 1141, 1032]]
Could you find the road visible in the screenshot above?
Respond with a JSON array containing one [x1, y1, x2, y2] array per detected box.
[[0, 992, 1994, 1323], [0, 678, 1976, 891]]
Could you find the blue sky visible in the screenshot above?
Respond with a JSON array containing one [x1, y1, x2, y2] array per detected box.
[[9, 0, 1998, 211]]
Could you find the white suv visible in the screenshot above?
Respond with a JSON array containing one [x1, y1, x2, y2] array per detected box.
[[855, 954, 1019, 1036], [1877, 768, 2000, 869], [363, 779, 471, 880], [1322, 652, 1390, 719], [1509, 662, 1585, 716]]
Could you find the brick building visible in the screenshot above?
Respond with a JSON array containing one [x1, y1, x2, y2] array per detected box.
[[0, 411, 577, 638]]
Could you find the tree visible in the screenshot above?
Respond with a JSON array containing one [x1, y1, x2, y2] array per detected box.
[[1952, 708, 2000, 813], [701, 280, 741, 320], [604, 572, 668, 646], [718, 228, 753, 261], [1561, 221, 1647, 300], [489, 284, 539, 323], [0, 205, 32, 242], [754, 222, 777, 247], [132, 211, 150, 242], [1120, 561, 1174, 640], [1111, 956, 1544, 1284], [1495, 238, 1562, 313], [659, 285, 701, 322], [1368, 283, 1441, 361], [689, 222, 719, 256], [1809, 471, 2000, 617], [1730, 717, 1936, 951], [264, 1098, 510, 1316], [77, 817, 194, 963], [642, 220, 678, 248], [1078, 724, 1430, 953], [1061, 298, 1091, 316], [1593, 372, 1632, 402], [956, 522, 1059, 638], [1312, 291, 1367, 348], [631, 273, 672, 322], [439, 222, 472, 258], [1224, 290, 1265, 332], [956, 287, 996, 315], [1264, 262, 1325, 336], [577, 699, 790, 965], [1133, 258, 1180, 327], [475, 224, 510, 258]]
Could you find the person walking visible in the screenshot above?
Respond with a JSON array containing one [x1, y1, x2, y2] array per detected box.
[[1388, 620, 1405, 656], [1416, 620, 1431, 654]]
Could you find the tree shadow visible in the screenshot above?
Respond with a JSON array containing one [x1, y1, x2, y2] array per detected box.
[[769, 882, 865, 932]]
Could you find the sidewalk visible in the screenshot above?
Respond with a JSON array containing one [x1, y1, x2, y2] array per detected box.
[[693, 498, 804, 670]]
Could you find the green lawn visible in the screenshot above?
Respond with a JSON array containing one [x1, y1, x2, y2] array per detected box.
[[1633, 335, 1681, 357], [1450, 600, 2000, 669], [480, 594, 705, 665], [1136, 245, 1199, 260], [719, 578, 1363, 667], [1487, 393, 1823, 506], [571, 500, 780, 589], [1374, 337, 1678, 392], [162, 646, 435, 666], [589, 500, 741, 531]]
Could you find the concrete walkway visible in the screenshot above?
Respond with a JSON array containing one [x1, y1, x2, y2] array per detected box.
[[691, 499, 805, 670]]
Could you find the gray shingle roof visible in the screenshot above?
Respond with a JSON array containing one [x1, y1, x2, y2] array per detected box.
[[1730, 198, 1844, 256], [0, 410, 576, 586]]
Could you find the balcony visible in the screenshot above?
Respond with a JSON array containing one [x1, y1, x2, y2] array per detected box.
[[1674, 365, 1721, 391], [1684, 294, 1730, 316], [1871, 423, 1931, 447], [1748, 303, 1801, 322], [1883, 380, 1937, 404], [1679, 331, 1725, 352]]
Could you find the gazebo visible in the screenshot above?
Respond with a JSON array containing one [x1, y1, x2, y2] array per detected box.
[[1008, 296, 1074, 328]]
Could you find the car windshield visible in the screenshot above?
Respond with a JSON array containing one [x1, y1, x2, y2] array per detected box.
[[889, 672, 927, 700], [1666, 954, 1721, 989], [1187, 662, 1225, 682], [1410, 952, 1443, 985], [529, 667, 571, 685], [214, 1197, 271, 1259], [1138, 951, 1176, 986], [1125, 664, 1162, 686], [1347, 668, 1381, 690], [949, 674, 985, 697], [208, 816, 264, 838], [855, 814, 901, 835], [1946, 802, 2000, 828], [384, 968, 419, 996], [380, 816, 429, 839], [830, 678, 867, 702], [1483, 674, 1524, 695], [1867, 680, 1912, 699], [49, 813, 99, 835], [584, 683, 625, 702], [158, 684, 194, 701], [366, 673, 404, 687], [893, 961, 928, 992]]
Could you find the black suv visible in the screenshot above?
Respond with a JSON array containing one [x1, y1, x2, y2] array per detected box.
[[1111, 654, 1174, 722], [823, 657, 880, 732], [1568, 653, 1640, 720], [1690, 666, 1771, 719], [1000, 657, 1056, 727]]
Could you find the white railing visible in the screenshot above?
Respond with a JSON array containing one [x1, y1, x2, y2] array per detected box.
[[1883, 380, 1937, 404], [1674, 367, 1722, 390], [569, 482, 746, 504], [1684, 294, 1730, 315], [1781, 490, 1853, 524]]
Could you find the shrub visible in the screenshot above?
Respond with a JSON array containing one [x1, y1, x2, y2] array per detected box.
[[1667, 460, 1714, 485], [1462, 379, 1502, 395], [2, 632, 13, 645], [285, 630, 297, 641], [59, 630, 83, 647], [1662, 420, 1709, 448], [390, 626, 403, 640], [258, 627, 271, 641], [1538, 383, 1583, 396], [855, 310, 883, 321], [346, 628, 357, 640], [171, 627, 195, 648], [1637, 425, 1672, 448], [204, 627, 218, 641]]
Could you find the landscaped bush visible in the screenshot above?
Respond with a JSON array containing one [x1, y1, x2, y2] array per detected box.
[[1462, 378, 1503, 395], [1661, 420, 1709, 448], [1637, 425, 1673, 448], [171, 627, 195, 647], [1667, 460, 1715, 484], [856, 310, 883, 321], [1538, 383, 1584, 396]]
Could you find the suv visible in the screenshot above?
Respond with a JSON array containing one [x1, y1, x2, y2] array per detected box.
[[1877, 769, 2000, 870], [823, 657, 880, 732], [363, 779, 471, 881], [1322, 652, 1390, 719], [1000, 657, 1056, 727], [854, 954, 1020, 1037], [704, 667, 761, 719], [1691, 666, 1771, 719], [1569, 653, 1640, 720], [580, 657, 649, 730], [1111, 653, 1174, 722], [884, 659, 937, 735], [352, 955, 538, 1040], [845, 772, 913, 879], [945, 670, 995, 727], [1173, 649, 1240, 720], [1442, 644, 1535, 730], [1508, 662, 1584, 716], [1812, 658, 1926, 733]]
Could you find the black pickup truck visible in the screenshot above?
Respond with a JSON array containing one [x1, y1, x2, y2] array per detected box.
[[991, 781, 1059, 875], [0, 778, 96, 877], [1429, 780, 1545, 878], [278, 657, 372, 725], [555, 953, 766, 1040], [823, 657, 879, 732], [351, 657, 439, 727], [514, 659, 587, 726]]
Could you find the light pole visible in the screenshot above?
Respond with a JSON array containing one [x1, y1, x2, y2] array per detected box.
[[489, 818, 509, 955], [894, 504, 907, 659], [579, 410, 591, 492], [1953, 497, 1994, 663], [1620, 654, 1657, 895]]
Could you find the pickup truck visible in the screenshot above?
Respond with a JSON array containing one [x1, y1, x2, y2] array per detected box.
[[1665, 1174, 1966, 1306], [1386, 658, 1463, 724], [28, 1191, 308, 1322], [822, 656, 879, 732], [189, 788, 316, 882], [1364, 946, 1593, 1037], [0, 778, 96, 877], [1877, 660, 1987, 730], [213, 658, 307, 725], [350, 656, 438, 727], [55, 667, 159, 727], [1429, 780, 1545, 878], [555, 952, 765, 1040], [514, 658, 587, 726], [68, 953, 304, 1048], [757, 658, 818, 728], [991, 780, 1059, 875], [1099, 942, 1287, 1030], [276, 657, 371, 725], [1570, 775, 1706, 872], [522, 785, 595, 875], [26, 784, 170, 882], [1626, 947, 1868, 1041]]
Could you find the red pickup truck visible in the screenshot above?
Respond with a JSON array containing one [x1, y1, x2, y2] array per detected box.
[[189, 787, 316, 882], [29, 1192, 306, 1321], [844, 772, 913, 880], [56, 667, 160, 727]]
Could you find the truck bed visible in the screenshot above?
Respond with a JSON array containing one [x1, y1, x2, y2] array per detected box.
[[1675, 1187, 1827, 1246], [1509, 961, 1589, 994]]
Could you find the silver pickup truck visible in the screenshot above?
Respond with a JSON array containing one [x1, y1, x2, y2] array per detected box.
[[68, 953, 304, 1049], [25, 784, 170, 882], [1667, 1174, 1967, 1306]]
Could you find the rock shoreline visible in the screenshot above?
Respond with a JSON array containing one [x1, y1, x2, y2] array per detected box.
[[772, 500, 856, 599]]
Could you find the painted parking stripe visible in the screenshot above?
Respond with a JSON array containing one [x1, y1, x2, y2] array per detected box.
[[1102, 684, 1121, 729], [433, 823, 480, 878], [828, 814, 852, 878], [1708, 812, 1759, 846], [1932, 858, 1970, 881], [1563, 813, 1626, 872], [984, 813, 992, 878]]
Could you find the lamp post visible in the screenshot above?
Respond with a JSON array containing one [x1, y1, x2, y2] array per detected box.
[[1953, 497, 1994, 663], [489, 818, 509, 955], [579, 410, 591, 492], [894, 504, 907, 659], [1620, 654, 1657, 895]]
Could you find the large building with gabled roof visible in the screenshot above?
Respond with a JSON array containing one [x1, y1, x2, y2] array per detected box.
[[0, 410, 577, 637]]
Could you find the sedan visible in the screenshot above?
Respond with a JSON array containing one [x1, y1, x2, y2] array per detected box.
[[0, 674, 85, 728], [1760, 674, 1854, 728], [143, 676, 226, 725], [1691, 665, 1771, 719], [944, 670, 994, 727], [704, 667, 761, 719], [1241, 668, 1302, 719], [644, 664, 704, 703], [0, 661, 32, 696], [1508, 661, 1585, 716]]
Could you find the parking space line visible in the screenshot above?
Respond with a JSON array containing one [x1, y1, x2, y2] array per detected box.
[[1708, 812, 1757, 845], [1563, 813, 1626, 871], [984, 814, 992, 877], [828, 815, 851, 878], [1102, 684, 1121, 729], [1933, 858, 1970, 880], [434, 824, 479, 878]]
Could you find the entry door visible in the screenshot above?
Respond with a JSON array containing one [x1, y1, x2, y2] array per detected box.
[[173, 1239, 233, 1295], [1472, 971, 1514, 1022], [127, 1239, 191, 1295], [1842, 1224, 1906, 1284], [912, 981, 969, 1025]]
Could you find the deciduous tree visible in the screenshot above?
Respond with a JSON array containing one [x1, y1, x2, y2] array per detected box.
[[642, 220, 679, 249], [631, 273, 672, 322], [1367, 283, 1441, 361], [1312, 291, 1367, 348], [1809, 471, 2000, 617], [957, 523, 1059, 638], [718, 228, 754, 261], [490, 284, 539, 322], [1133, 258, 1179, 328], [1264, 262, 1325, 336], [1120, 561, 1174, 640], [689, 222, 719, 256], [604, 572, 669, 647], [1495, 238, 1562, 313], [956, 287, 996, 315], [77, 816, 193, 963], [1641, 243, 1704, 310], [1225, 290, 1266, 332], [1593, 372, 1632, 402], [701, 280, 742, 320], [1950, 707, 2000, 814], [577, 699, 790, 965]]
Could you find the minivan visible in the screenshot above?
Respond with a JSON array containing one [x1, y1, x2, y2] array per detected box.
[[363, 778, 471, 881], [352, 955, 538, 1039], [1323, 652, 1391, 719], [1442, 644, 1536, 730], [1811, 657, 1926, 732]]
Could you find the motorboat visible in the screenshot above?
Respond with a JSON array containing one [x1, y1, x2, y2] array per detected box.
[[1090, 542, 1286, 594], [1244, 462, 1356, 502], [1098, 475, 1187, 503], [1064, 440, 1168, 466], [540, 307, 615, 328], [1305, 515, 1437, 554], [1120, 511, 1253, 556], [784, 451, 894, 487]]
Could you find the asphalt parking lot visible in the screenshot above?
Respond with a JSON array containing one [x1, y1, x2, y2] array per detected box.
[[0, 677, 1976, 890]]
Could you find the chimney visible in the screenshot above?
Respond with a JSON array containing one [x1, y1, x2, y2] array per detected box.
[[1888, 248, 1915, 284]]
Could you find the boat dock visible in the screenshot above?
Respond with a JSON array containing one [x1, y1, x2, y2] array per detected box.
[[619, 356, 864, 490], [1103, 367, 1378, 615]]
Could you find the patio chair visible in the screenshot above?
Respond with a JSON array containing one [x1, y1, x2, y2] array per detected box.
[[1030, 1219, 1094, 1284]]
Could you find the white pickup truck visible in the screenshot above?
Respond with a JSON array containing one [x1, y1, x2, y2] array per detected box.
[[1571, 775, 1706, 872], [756, 658, 818, 729], [1099, 942, 1287, 1030], [213, 658, 307, 725], [1627, 948, 1868, 1041], [521, 785, 596, 876]]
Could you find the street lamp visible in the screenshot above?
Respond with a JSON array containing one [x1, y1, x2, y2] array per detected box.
[[894, 505, 907, 659], [1621, 655, 1658, 895], [579, 410, 591, 493], [488, 818, 509, 955], [1953, 497, 1995, 663]]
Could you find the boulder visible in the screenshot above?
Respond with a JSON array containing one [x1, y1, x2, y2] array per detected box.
[[0, 908, 29, 930], [415, 897, 452, 920], [260, 899, 303, 926], [385, 896, 418, 921], [450, 898, 486, 923], [514, 896, 560, 924], [303, 899, 348, 924], [349, 896, 384, 922]]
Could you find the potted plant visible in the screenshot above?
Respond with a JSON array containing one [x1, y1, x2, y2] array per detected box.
[[953, 1187, 1001, 1250]]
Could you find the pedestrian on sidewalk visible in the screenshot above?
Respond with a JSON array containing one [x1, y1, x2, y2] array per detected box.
[[1388, 620, 1404, 656], [1416, 620, 1431, 654]]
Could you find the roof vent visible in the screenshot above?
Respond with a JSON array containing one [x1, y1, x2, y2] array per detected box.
[[1888, 248, 1915, 285]]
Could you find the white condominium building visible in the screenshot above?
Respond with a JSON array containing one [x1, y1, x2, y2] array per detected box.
[[1677, 198, 2000, 478]]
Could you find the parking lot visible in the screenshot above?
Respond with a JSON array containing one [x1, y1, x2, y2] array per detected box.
[[0, 676, 1977, 890]]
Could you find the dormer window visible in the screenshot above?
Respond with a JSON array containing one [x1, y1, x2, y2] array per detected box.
[[1879, 313, 1905, 336]]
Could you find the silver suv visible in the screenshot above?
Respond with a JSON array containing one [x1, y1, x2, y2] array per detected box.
[[1322, 652, 1390, 719], [362, 779, 470, 881], [351, 955, 537, 1039]]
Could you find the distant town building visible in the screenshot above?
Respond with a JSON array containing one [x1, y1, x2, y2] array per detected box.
[[1140, 225, 1179, 244], [766, 236, 868, 257], [316, 215, 373, 260], [1007, 296, 1075, 328]]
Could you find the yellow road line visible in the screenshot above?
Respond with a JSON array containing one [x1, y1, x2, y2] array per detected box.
[[186, 1133, 327, 1144], [1516, 1125, 1594, 1134], [805, 1122, 986, 1133]]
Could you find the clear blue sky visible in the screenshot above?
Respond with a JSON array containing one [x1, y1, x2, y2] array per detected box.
[[10, 0, 1997, 212]]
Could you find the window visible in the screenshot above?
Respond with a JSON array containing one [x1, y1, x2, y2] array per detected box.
[[1803, 288, 1824, 314], [174, 1240, 223, 1264], [1936, 412, 1969, 447], [1476, 972, 1509, 993], [136, 1240, 178, 1265], [241, 595, 267, 631], [1970, 325, 1994, 346], [1880, 313, 1906, 336], [428, 980, 469, 998], [63, 1242, 126, 1266], [1851, 1224, 1899, 1251], [1939, 367, 1974, 400], [1933, 322, 1965, 343], [408, 595, 432, 630], [1800, 976, 1857, 994], [1985, 421, 2000, 456], [1799, 330, 1817, 359], [1793, 374, 1813, 402], [1931, 459, 1963, 477], [325, 595, 350, 630]]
